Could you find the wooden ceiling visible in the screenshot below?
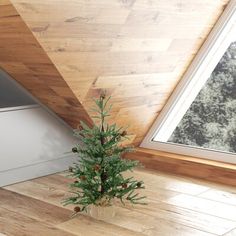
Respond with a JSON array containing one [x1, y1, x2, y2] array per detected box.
[[0, 0, 92, 128], [5, 0, 229, 145]]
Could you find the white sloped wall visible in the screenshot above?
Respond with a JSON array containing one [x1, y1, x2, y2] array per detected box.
[[0, 105, 77, 187]]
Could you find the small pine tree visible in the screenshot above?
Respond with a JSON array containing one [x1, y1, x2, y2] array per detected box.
[[63, 92, 146, 215]]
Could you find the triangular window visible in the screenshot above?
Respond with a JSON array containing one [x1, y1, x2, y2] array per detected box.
[[168, 41, 236, 154], [142, 2, 236, 164]]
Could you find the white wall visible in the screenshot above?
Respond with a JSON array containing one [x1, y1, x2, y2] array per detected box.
[[0, 106, 78, 187]]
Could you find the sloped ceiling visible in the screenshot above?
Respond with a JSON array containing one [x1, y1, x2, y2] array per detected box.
[[9, 0, 229, 145], [0, 0, 92, 128]]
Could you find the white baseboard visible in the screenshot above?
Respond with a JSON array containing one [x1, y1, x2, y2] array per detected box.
[[0, 155, 77, 187]]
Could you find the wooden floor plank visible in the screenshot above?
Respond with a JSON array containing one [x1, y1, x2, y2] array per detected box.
[[132, 169, 209, 195], [33, 174, 73, 192], [166, 194, 236, 221], [57, 215, 146, 236], [58, 206, 216, 236], [123, 200, 236, 235], [0, 207, 76, 236], [0, 188, 72, 225], [198, 189, 236, 206], [100, 206, 215, 236], [2, 168, 236, 236], [4, 181, 72, 210]]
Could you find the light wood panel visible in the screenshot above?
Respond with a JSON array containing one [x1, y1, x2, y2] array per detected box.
[[166, 194, 236, 221], [2, 168, 236, 235], [0, 189, 71, 224], [11, 0, 229, 145], [125, 147, 236, 186], [199, 189, 236, 206], [0, 207, 75, 236], [0, 0, 92, 128]]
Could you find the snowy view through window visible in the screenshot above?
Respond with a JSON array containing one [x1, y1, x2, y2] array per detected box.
[[168, 41, 236, 153]]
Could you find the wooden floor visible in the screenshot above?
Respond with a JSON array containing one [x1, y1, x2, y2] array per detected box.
[[1, 168, 236, 236]]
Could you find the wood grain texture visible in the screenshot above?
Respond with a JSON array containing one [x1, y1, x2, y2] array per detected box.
[[125, 147, 236, 186], [0, 188, 71, 224], [1, 168, 236, 235], [0, 207, 75, 236], [0, 0, 92, 128], [10, 0, 229, 145]]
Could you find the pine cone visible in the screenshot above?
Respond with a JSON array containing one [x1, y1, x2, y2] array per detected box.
[[100, 92, 106, 100], [78, 124, 83, 131], [120, 131, 128, 137], [74, 206, 81, 212], [72, 147, 78, 153], [122, 183, 128, 189], [103, 172, 108, 180], [93, 164, 101, 171], [137, 182, 142, 188], [74, 180, 79, 184]]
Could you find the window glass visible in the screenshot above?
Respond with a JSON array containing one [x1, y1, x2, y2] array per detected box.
[[168, 42, 236, 153]]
